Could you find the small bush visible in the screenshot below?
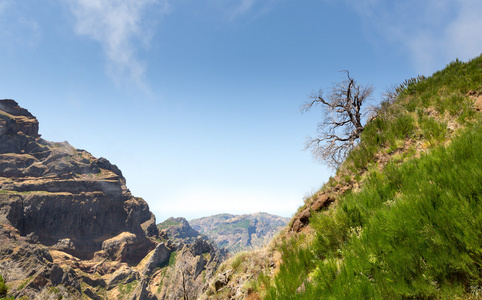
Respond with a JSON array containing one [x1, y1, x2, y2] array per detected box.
[[0, 275, 8, 298], [263, 235, 315, 300], [231, 252, 247, 272], [419, 115, 447, 144], [168, 251, 177, 267], [446, 94, 466, 116], [391, 113, 414, 140]]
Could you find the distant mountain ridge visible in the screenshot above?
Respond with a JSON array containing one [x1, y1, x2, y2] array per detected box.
[[189, 212, 289, 253]]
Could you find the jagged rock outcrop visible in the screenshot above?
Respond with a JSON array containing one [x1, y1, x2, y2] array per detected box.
[[0, 99, 161, 299], [151, 238, 226, 300], [0, 99, 158, 261], [290, 194, 335, 232], [141, 242, 173, 277], [0, 99, 39, 141], [157, 217, 200, 243]]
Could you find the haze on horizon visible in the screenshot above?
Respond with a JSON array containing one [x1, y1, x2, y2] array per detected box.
[[1, 0, 481, 222]]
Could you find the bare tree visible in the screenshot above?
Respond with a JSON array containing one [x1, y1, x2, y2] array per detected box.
[[180, 266, 191, 300], [302, 71, 373, 168], [175, 253, 193, 300]]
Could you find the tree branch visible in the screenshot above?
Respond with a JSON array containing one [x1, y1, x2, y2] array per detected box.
[[303, 72, 372, 168]]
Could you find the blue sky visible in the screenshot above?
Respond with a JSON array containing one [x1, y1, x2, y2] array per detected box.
[[1, 0, 481, 222]]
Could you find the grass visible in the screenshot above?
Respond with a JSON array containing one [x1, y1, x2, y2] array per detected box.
[[168, 251, 177, 267], [157, 219, 181, 230], [419, 115, 448, 144], [203, 252, 212, 262], [16, 276, 33, 291], [156, 268, 168, 294], [117, 280, 138, 299], [345, 55, 482, 172], [231, 252, 248, 271], [258, 55, 482, 299], [262, 119, 482, 299], [262, 235, 315, 299]]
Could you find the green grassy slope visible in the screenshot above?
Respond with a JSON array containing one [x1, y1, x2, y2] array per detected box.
[[258, 55, 482, 299]]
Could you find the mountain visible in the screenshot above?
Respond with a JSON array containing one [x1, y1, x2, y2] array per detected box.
[[0, 100, 224, 300], [157, 217, 200, 243], [201, 55, 482, 299], [190, 212, 290, 253], [0, 101, 158, 262]]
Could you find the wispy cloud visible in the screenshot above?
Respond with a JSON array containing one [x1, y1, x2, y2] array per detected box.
[[69, 0, 168, 90], [343, 0, 482, 74], [209, 0, 275, 21], [231, 0, 257, 18]]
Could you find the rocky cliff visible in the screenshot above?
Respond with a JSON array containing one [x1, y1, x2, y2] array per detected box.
[[0, 99, 158, 261], [0, 99, 225, 300], [149, 238, 226, 300], [157, 217, 200, 243]]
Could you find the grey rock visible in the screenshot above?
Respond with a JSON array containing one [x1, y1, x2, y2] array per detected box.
[[84, 287, 103, 300], [214, 269, 233, 291], [141, 242, 172, 277], [107, 266, 136, 287], [158, 217, 200, 242], [49, 264, 64, 285], [130, 278, 157, 300], [191, 237, 213, 256], [61, 267, 81, 293]]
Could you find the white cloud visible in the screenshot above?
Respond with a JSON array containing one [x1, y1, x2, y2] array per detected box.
[[343, 0, 482, 74], [69, 0, 168, 90]]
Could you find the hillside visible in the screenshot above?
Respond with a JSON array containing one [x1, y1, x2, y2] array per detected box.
[[157, 217, 200, 243], [201, 55, 482, 299], [190, 213, 290, 253], [0, 100, 224, 300], [1, 54, 480, 299]]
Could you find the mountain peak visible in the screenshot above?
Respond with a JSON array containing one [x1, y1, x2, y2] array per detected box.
[[0, 99, 39, 138]]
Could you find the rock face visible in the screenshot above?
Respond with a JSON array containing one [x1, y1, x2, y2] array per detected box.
[[0, 99, 39, 140], [0, 99, 228, 300], [0, 99, 164, 299], [290, 194, 334, 233], [190, 212, 290, 253], [157, 217, 200, 243], [151, 238, 226, 300], [0, 99, 158, 261]]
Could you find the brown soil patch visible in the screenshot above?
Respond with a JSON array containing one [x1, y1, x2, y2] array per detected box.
[[474, 95, 482, 111]]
